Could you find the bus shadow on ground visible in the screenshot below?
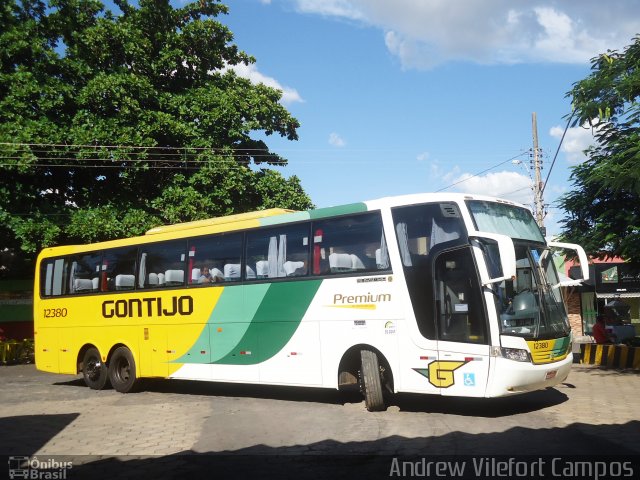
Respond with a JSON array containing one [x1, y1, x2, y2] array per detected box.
[[42, 420, 640, 480], [54, 376, 568, 417], [0, 413, 79, 456], [141, 377, 570, 416], [391, 387, 569, 416]]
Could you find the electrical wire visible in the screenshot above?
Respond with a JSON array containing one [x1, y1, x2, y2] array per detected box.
[[435, 151, 529, 192], [540, 111, 575, 197]]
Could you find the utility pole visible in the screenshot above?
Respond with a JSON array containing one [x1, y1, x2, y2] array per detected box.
[[531, 112, 545, 235]]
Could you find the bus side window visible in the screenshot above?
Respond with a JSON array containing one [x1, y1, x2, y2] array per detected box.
[[103, 247, 137, 292], [311, 212, 387, 276], [188, 232, 243, 285], [138, 240, 187, 289], [434, 248, 487, 344], [67, 252, 102, 295], [245, 223, 310, 280], [41, 258, 67, 297]]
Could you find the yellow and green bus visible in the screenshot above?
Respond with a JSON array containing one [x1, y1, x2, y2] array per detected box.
[[34, 193, 588, 411]]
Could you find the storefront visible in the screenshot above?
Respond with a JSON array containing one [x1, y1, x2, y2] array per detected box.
[[569, 262, 640, 337]]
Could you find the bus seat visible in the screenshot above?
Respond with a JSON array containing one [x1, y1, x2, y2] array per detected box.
[[256, 260, 269, 278], [329, 253, 352, 272], [246, 265, 256, 279], [211, 267, 224, 281], [91, 277, 100, 291], [284, 261, 305, 276], [74, 278, 94, 292], [165, 269, 184, 285], [115, 274, 135, 290], [351, 254, 366, 270], [224, 263, 240, 280], [191, 268, 201, 283], [148, 273, 159, 286], [157, 272, 165, 286]]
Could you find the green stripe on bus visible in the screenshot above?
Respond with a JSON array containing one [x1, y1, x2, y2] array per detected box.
[[212, 280, 322, 365], [173, 284, 270, 364], [259, 211, 310, 226], [309, 203, 368, 220]]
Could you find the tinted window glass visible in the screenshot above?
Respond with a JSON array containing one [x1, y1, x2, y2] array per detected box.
[[312, 212, 388, 276], [188, 233, 243, 284], [435, 247, 488, 344], [103, 247, 138, 291], [41, 258, 69, 297], [391, 202, 467, 340], [41, 261, 54, 296], [246, 223, 310, 280], [139, 240, 187, 288], [67, 252, 102, 294]]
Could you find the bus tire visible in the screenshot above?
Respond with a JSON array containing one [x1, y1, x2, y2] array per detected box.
[[108, 346, 138, 393], [82, 347, 109, 390], [360, 349, 386, 412]]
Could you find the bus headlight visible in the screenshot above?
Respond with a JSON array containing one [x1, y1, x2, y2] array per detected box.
[[501, 347, 531, 362]]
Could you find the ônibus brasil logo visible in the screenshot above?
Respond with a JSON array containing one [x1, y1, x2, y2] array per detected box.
[[8, 456, 72, 479]]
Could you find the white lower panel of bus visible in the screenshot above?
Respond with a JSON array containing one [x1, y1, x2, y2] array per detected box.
[[485, 354, 573, 397], [170, 322, 324, 386]]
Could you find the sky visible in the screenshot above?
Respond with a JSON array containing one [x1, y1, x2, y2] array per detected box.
[[130, 1, 640, 237]]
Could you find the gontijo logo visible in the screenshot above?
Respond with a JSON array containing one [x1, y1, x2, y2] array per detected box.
[[329, 292, 391, 309]]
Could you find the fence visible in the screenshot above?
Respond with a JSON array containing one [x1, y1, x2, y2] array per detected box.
[[0, 339, 34, 365]]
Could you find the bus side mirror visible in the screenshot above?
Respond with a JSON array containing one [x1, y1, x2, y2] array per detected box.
[[469, 232, 516, 286], [548, 241, 590, 285]]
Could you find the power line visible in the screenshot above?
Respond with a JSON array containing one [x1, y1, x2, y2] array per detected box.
[[435, 151, 529, 192], [540, 111, 575, 198]]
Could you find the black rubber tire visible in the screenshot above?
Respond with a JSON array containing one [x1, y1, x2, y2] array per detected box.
[[108, 346, 138, 393], [82, 347, 109, 390], [360, 349, 386, 412]]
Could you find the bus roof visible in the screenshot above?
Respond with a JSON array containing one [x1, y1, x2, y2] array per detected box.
[[145, 208, 296, 236], [36, 192, 528, 258]]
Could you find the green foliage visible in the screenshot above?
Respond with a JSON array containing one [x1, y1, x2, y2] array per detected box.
[[559, 35, 640, 261], [0, 0, 312, 255]]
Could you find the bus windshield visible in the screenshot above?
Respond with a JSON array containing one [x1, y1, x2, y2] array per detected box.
[[466, 200, 545, 243], [466, 200, 569, 339], [487, 243, 570, 340]]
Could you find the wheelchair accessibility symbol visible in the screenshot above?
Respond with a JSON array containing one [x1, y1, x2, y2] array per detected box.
[[463, 373, 476, 387]]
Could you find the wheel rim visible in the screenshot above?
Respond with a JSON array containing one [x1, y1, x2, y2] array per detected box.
[[114, 357, 131, 383], [86, 356, 102, 381]]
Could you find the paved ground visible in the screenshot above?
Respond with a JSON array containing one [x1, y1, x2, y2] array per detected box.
[[1, 364, 639, 479]]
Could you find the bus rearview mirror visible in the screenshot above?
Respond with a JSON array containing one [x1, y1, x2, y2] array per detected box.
[[469, 232, 517, 286]]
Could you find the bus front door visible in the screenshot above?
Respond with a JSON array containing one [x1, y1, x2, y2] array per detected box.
[[433, 247, 490, 397]]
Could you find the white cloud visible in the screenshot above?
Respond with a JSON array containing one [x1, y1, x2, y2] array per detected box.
[[225, 63, 303, 104], [328, 132, 346, 147], [292, 0, 365, 20], [450, 171, 534, 206], [549, 121, 601, 163], [291, 0, 640, 69], [416, 151, 429, 162]]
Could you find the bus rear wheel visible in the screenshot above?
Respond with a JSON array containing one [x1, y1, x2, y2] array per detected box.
[[82, 347, 109, 390], [360, 349, 386, 412], [108, 346, 138, 393]]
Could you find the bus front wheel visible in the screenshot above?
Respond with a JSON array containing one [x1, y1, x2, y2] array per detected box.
[[360, 349, 386, 412], [82, 347, 109, 390], [108, 346, 138, 393]]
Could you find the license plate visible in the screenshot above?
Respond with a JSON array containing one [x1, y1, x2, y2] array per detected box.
[[545, 370, 557, 380]]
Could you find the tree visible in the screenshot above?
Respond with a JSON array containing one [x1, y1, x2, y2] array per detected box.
[[0, 0, 312, 258], [558, 35, 640, 261]]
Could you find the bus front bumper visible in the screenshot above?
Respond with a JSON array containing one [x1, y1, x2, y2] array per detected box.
[[486, 353, 573, 397]]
